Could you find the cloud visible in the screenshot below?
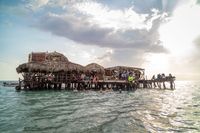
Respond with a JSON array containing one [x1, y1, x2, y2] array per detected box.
[[1, 0, 200, 80], [93, 48, 146, 67], [26, 0, 49, 10], [94, 49, 113, 65], [26, 0, 200, 78], [157, 0, 200, 78], [34, 1, 169, 54], [96, 49, 113, 60], [159, 0, 200, 56], [36, 12, 167, 51], [194, 36, 200, 46], [73, 2, 149, 30]]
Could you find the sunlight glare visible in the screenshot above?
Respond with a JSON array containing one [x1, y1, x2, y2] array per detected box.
[[159, 2, 200, 57], [144, 53, 169, 76]]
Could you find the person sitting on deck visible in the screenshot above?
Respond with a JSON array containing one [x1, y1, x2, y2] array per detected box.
[[47, 73, 54, 82], [151, 75, 155, 80], [80, 73, 85, 81], [113, 70, 118, 80], [157, 73, 161, 80], [165, 73, 174, 80], [92, 75, 99, 83], [168, 73, 173, 79], [92, 75, 99, 90], [72, 74, 76, 82], [161, 73, 166, 80], [125, 71, 129, 80], [121, 71, 126, 80], [83, 74, 90, 89]]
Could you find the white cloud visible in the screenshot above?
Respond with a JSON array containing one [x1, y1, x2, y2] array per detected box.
[[24, 0, 200, 79], [159, 0, 200, 56], [94, 48, 114, 65], [26, 0, 49, 10], [150, 0, 200, 78], [34, 0, 169, 53], [30, 0, 170, 74], [73, 1, 163, 31]]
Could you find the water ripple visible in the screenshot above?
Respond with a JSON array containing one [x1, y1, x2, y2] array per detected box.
[[0, 81, 200, 132]]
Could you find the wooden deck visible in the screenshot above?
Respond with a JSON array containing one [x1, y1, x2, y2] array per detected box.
[[15, 77, 175, 91], [16, 52, 175, 92]]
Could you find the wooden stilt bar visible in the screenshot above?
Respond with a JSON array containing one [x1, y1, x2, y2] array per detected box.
[[16, 51, 176, 91]]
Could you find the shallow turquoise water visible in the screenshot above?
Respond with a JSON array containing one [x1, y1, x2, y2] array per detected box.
[[0, 81, 200, 133]]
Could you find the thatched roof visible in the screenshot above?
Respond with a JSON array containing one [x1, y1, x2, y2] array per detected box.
[[17, 51, 72, 73], [68, 62, 84, 72], [16, 62, 48, 73], [16, 61, 85, 73], [46, 51, 69, 63], [85, 63, 105, 73], [105, 66, 144, 72], [45, 61, 69, 72], [17, 52, 145, 74]]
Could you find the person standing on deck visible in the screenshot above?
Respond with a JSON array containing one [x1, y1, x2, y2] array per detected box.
[[92, 75, 99, 90], [81, 73, 85, 81], [151, 75, 156, 88], [128, 74, 134, 82], [169, 73, 174, 89], [84, 74, 90, 90], [122, 71, 126, 80], [157, 74, 161, 89], [161, 73, 166, 89], [128, 73, 135, 91]]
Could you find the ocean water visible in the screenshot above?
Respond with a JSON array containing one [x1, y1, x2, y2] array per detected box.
[[0, 81, 200, 133]]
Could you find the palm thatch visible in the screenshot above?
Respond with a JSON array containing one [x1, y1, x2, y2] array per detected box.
[[46, 51, 69, 63], [17, 52, 144, 75], [105, 66, 144, 72], [17, 51, 72, 73], [68, 62, 84, 72], [85, 63, 105, 73], [16, 61, 85, 73], [16, 62, 48, 73], [44, 61, 69, 72]]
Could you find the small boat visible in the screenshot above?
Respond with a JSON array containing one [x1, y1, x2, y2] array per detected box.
[[3, 82, 18, 87]]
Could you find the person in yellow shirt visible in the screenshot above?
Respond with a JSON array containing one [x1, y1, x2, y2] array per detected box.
[[128, 74, 135, 83], [127, 73, 135, 91]]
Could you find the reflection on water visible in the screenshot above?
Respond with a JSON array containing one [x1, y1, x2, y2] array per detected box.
[[0, 81, 200, 133]]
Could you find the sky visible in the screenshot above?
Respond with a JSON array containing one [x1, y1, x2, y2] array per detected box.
[[0, 0, 200, 80]]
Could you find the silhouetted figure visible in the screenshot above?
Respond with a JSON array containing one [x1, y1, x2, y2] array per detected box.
[[169, 73, 174, 89], [151, 75, 157, 88], [161, 73, 166, 89], [157, 74, 161, 89]]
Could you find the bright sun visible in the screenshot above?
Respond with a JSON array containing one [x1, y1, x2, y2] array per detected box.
[[144, 53, 169, 76]]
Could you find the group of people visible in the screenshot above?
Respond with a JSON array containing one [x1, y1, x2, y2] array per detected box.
[[80, 73, 99, 83], [119, 71, 132, 80], [112, 70, 140, 81], [151, 73, 175, 89], [151, 73, 174, 81], [45, 72, 100, 85]]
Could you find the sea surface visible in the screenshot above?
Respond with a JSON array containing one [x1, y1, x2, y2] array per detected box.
[[0, 81, 200, 133]]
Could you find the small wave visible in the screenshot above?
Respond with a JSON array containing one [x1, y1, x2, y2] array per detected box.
[[0, 81, 200, 132]]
